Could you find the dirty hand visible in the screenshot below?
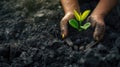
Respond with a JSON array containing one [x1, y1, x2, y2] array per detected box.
[[87, 16, 105, 41], [60, 13, 74, 38]]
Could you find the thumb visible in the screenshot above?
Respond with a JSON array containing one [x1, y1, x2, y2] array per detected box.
[[60, 19, 68, 39], [93, 23, 105, 41], [60, 13, 74, 39]]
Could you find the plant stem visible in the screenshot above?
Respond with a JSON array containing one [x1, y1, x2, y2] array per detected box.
[[78, 21, 82, 31]]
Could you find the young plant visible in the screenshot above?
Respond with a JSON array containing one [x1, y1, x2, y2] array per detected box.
[[69, 10, 91, 31]]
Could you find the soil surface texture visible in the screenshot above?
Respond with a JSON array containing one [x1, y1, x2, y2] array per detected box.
[[0, 0, 120, 67]]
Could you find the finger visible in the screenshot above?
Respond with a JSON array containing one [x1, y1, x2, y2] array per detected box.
[[60, 19, 68, 39], [93, 23, 105, 41], [87, 16, 97, 27]]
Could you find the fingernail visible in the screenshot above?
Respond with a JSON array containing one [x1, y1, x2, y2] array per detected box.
[[62, 34, 64, 39]]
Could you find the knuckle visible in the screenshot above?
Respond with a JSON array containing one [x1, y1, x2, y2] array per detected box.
[[87, 16, 93, 22], [87, 16, 96, 26], [60, 18, 67, 24], [60, 20, 69, 27]]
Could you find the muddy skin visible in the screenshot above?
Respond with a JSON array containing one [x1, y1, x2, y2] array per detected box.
[[87, 16, 105, 41]]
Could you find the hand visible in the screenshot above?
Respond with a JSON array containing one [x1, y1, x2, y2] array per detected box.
[[60, 13, 74, 38], [87, 16, 105, 41]]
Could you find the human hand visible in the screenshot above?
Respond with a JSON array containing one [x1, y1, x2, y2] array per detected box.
[[60, 13, 74, 38], [87, 16, 105, 41]]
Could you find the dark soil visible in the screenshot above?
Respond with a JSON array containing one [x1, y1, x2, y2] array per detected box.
[[0, 0, 120, 67]]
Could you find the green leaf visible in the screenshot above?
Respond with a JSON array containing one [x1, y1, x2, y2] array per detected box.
[[81, 10, 91, 21], [69, 19, 79, 29], [80, 22, 91, 30], [74, 10, 80, 21]]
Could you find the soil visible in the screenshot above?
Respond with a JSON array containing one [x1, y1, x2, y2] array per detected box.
[[0, 0, 120, 67]]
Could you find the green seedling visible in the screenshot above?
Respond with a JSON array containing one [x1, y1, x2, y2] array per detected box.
[[69, 10, 91, 31]]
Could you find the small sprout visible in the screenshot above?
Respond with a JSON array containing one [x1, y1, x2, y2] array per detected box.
[[80, 22, 91, 30], [69, 19, 78, 30], [69, 10, 91, 31], [81, 10, 91, 22], [74, 10, 81, 21]]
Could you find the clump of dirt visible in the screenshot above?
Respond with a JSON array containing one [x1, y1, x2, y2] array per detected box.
[[0, 0, 120, 67]]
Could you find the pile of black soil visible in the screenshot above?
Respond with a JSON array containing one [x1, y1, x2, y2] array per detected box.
[[0, 0, 120, 67]]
